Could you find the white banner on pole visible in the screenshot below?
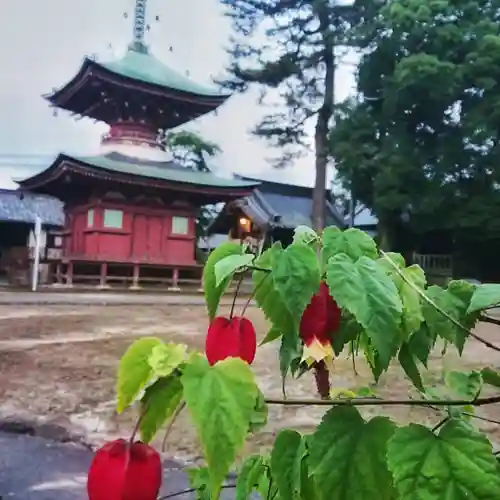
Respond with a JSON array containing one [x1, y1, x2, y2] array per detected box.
[[31, 217, 42, 292]]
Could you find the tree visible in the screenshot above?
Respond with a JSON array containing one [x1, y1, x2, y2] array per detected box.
[[218, 0, 359, 231], [163, 130, 222, 173], [330, 0, 500, 250], [163, 130, 222, 238]]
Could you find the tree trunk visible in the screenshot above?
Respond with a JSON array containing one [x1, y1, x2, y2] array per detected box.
[[311, 4, 335, 233]]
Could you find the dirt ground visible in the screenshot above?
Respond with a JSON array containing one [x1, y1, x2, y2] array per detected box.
[[0, 303, 498, 463]]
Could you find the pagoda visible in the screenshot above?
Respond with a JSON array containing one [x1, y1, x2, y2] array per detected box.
[[18, 0, 259, 289]]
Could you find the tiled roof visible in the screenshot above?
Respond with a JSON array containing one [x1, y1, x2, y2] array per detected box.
[[0, 189, 63, 226], [100, 49, 228, 97], [19, 152, 261, 191], [210, 176, 345, 232]]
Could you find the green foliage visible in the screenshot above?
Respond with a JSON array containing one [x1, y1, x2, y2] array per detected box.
[[203, 242, 244, 320], [181, 355, 259, 498], [326, 253, 403, 365], [214, 253, 254, 287], [139, 375, 183, 444], [387, 421, 500, 499], [330, 0, 500, 245], [252, 243, 294, 338], [468, 284, 500, 313], [272, 244, 321, 334], [116, 337, 163, 413], [114, 225, 500, 500], [270, 430, 307, 499], [308, 407, 396, 500]]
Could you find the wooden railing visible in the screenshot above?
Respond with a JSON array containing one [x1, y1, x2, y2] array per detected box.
[[412, 253, 453, 277]]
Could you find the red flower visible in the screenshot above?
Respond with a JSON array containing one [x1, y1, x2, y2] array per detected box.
[[299, 281, 341, 366], [205, 316, 257, 365], [87, 439, 162, 500]]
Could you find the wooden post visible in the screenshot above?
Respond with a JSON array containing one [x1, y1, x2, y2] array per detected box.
[[168, 268, 181, 292], [198, 271, 204, 293], [99, 262, 109, 289], [130, 264, 141, 290], [66, 261, 73, 287], [56, 262, 63, 284]]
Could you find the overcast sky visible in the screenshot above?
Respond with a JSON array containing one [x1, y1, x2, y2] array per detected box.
[[0, 0, 356, 188]]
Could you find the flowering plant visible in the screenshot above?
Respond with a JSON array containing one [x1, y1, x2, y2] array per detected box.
[[88, 226, 500, 499]]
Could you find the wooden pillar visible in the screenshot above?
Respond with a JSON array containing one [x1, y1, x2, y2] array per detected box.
[[55, 262, 63, 284], [99, 262, 109, 289], [66, 261, 73, 287], [130, 264, 141, 290], [198, 271, 204, 293], [168, 268, 181, 292]]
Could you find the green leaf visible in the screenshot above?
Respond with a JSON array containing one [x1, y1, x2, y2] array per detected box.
[[139, 375, 183, 443], [482, 367, 500, 389], [293, 225, 319, 246], [236, 455, 268, 500], [272, 243, 321, 333], [322, 226, 378, 266], [398, 343, 424, 391], [249, 389, 268, 433], [332, 314, 362, 356], [423, 286, 463, 350], [377, 252, 406, 272], [148, 342, 187, 378], [308, 406, 396, 500], [214, 253, 254, 287], [387, 420, 500, 499], [203, 242, 243, 320], [467, 283, 500, 313], [279, 331, 303, 380], [379, 254, 426, 339], [326, 253, 403, 364], [181, 355, 258, 498], [116, 337, 163, 413], [252, 244, 294, 335], [398, 265, 427, 337], [270, 429, 307, 500], [407, 324, 434, 368], [260, 325, 282, 346], [186, 467, 211, 500], [445, 370, 483, 400]]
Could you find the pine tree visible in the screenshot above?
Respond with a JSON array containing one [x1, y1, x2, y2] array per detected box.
[[218, 0, 358, 230]]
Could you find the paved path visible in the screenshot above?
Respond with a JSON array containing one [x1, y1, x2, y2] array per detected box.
[[0, 291, 251, 306], [0, 432, 237, 500]]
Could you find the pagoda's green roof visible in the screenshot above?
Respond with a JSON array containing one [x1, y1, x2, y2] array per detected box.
[[65, 152, 259, 189], [99, 49, 228, 98]]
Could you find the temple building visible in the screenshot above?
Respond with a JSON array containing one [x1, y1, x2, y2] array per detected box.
[[17, 0, 258, 289], [208, 176, 345, 248]]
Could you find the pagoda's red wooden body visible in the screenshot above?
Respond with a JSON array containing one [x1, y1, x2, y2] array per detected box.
[[64, 201, 196, 266]]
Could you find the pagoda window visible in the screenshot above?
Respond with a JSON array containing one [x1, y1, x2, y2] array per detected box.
[[103, 209, 123, 229], [172, 216, 189, 235], [87, 209, 94, 228]]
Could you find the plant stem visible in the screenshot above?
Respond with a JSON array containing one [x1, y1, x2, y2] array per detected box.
[[313, 361, 331, 399], [479, 314, 500, 327], [158, 483, 236, 499], [247, 265, 272, 273], [241, 272, 270, 317], [462, 412, 500, 425], [380, 251, 500, 353], [129, 402, 148, 446], [264, 395, 500, 407], [230, 276, 244, 318], [161, 401, 186, 452], [432, 417, 449, 433]]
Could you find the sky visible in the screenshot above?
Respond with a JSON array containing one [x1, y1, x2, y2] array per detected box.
[[0, 0, 357, 189]]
